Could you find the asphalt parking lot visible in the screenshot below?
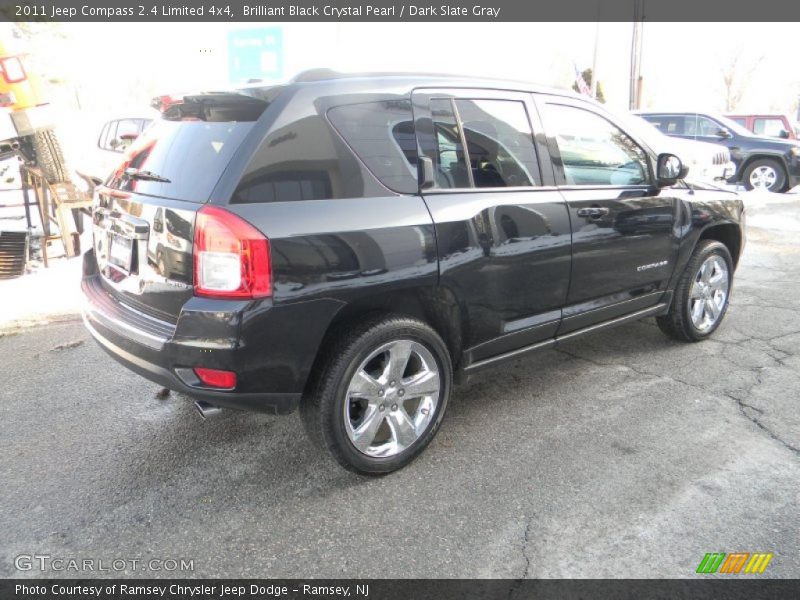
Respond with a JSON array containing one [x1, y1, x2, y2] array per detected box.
[[1, 192, 799, 579]]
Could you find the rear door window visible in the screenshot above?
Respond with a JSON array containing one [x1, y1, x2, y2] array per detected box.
[[454, 99, 540, 188], [327, 100, 419, 194], [430, 98, 471, 189], [425, 96, 540, 190]]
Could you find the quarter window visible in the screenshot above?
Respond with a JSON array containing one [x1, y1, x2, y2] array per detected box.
[[545, 104, 649, 186]]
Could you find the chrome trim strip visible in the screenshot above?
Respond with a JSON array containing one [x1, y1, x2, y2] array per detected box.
[[463, 303, 668, 373]]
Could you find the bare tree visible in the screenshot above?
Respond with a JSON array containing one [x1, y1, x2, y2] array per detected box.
[[720, 50, 764, 112]]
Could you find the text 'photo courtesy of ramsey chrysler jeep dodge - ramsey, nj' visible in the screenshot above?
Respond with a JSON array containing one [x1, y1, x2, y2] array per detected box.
[[81, 71, 745, 474]]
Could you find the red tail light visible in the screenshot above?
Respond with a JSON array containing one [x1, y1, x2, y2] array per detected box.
[[0, 56, 27, 84], [193, 205, 271, 299], [193, 367, 237, 389]]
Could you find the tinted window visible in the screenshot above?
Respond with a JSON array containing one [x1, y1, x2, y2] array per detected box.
[[106, 121, 256, 202], [233, 111, 368, 204], [455, 99, 540, 187], [545, 104, 649, 186], [106, 93, 272, 203], [430, 98, 470, 189], [642, 115, 685, 135], [328, 100, 418, 194]]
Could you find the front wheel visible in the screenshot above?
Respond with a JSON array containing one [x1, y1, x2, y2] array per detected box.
[[301, 315, 452, 475], [657, 240, 733, 342], [742, 158, 786, 192]]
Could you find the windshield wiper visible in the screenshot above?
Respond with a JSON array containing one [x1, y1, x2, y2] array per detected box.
[[125, 168, 171, 183]]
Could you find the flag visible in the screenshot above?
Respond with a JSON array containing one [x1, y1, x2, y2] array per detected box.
[[574, 65, 591, 97]]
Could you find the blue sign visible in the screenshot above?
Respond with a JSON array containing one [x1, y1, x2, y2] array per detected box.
[[228, 27, 283, 83]]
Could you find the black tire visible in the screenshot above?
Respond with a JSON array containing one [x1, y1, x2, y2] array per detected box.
[[301, 315, 452, 475], [31, 129, 70, 183], [742, 158, 787, 192], [656, 240, 734, 342]]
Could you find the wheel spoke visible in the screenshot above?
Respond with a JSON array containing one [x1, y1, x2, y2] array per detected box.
[[691, 299, 705, 323], [708, 270, 726, 288], [348, 369, 383, 399], [351, 406, 384, 452], [402, 370, 440, 399], [706, 298, 721, 320], [383, 340, 413, 383], [700, 261, 712, 283], [690, 283, 705, 299], [386, 408, 418, 450]]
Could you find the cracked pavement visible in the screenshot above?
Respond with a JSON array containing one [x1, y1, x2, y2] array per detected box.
[[1, 192, 799, 579]]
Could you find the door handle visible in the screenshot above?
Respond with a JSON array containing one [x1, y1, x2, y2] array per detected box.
[[577, 207, 610, 219]]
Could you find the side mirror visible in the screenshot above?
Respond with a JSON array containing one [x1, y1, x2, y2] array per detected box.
[[716, 128, 732, 139], [418, 156, 435, 190], [656, 153, 688, 187], [779, 129, 790, 139]]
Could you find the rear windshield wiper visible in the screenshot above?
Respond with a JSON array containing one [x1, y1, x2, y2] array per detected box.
[[125, 168, 171, 183]]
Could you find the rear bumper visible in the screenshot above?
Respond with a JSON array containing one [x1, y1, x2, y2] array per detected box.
[[81, 265, 306, 415], [83, 311, 300, 414]]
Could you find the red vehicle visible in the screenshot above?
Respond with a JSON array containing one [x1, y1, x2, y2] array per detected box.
[[726, 114, 800, 140]]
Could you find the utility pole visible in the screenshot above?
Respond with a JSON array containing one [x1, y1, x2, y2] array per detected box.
[[629, 0, 644, 110], [591, 21, 600, 100]]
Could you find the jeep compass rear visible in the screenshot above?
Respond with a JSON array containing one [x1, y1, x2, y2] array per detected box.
[[83, 72, 744, 475]]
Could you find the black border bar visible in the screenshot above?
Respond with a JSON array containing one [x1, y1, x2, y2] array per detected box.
[[0, 0, 798, 22], [3, 579, 800, 600]]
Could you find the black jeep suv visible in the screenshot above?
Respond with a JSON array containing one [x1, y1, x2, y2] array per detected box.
[[637, 110, 800, 193], [82, 71, 745, 474]]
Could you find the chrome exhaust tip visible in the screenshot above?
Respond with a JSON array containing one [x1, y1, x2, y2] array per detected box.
[[194, 400, 223, 420]]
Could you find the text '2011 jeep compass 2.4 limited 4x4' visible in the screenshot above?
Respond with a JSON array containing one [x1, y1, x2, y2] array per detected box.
[[82, 71, 745, 474]]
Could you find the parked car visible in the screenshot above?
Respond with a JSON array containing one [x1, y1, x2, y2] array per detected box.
[[636, 110, 800, 192], [82, 72, 745, 474], [726, 114, 800, 140], [625, 115, 735, 183], [68, 112, 155, 190]]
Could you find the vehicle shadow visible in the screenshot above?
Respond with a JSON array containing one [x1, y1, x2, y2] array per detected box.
[[110, 317, 677, 500]]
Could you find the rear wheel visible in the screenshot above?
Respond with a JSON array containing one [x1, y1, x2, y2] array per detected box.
[[301, 315, 452, 475], [742, 158, 786, 192], [657, 240, 733, 342]]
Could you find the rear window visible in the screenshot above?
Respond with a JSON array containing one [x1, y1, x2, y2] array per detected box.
[[327, 100, 419, 194], [105, 93, 270, 202]]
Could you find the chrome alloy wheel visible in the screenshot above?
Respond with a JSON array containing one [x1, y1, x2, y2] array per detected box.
[[344, 339, 441, 458], [749, 165, 778, 190], [689, 255, 730, 332]]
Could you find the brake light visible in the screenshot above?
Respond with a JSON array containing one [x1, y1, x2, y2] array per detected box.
[[193, 367, 236, 389], [0, 56, 26, 84], [193, 205, 271, 299]]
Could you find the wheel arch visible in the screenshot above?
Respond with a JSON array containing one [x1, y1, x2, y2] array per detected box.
[[698, 222, 743, 267], [738, 153, 789, 184], [302, 285, 467, 396]]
